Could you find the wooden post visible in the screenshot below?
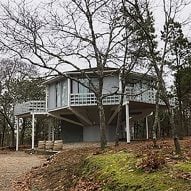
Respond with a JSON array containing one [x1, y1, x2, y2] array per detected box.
[[146, 116, 149, 139], [16, 117, 19, 151], [32, 113, 35, 150], [126, 103, 130, 143]]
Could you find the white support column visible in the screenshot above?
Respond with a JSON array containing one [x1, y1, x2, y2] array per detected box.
[[16, 117, 19, 151], [45, 86, 48, 112], [68, 78, 71, 106], [32, 113, 35, 150], [146, 116, 149, 140], [126, 103, 130, 143]]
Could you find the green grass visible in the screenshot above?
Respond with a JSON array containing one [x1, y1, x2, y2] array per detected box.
[[174, 161, 191, 172], [81, 151, 191, 191]]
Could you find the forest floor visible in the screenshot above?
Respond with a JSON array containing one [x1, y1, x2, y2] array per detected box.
[[0, 151, 45, 191], [0, 138, 190, 190], [11, 138, 191, 191]]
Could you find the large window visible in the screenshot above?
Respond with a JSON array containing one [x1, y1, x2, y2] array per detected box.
[[71, 78, 90, 94], [56, 82, 61, 107], [79, 79, 89, 94], [61, 80, 68, 106]]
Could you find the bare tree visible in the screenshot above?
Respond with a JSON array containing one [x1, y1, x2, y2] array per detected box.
[[0, 0, 144, 148], [122, 0, 191, 154], [0, 58, 38, 146]]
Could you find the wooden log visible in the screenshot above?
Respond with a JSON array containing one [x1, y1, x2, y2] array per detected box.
[[38, 141, 45, 150], [53, 140, 63, 151], [45, 141, 54, 150]]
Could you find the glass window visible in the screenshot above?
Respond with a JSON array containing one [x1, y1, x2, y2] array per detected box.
[[78, 79, 89, 94], [56, 82, 61, 107]]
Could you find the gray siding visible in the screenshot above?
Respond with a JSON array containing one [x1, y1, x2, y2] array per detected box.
[[83, 125, 116, 142], [61, 121, 83, 142]]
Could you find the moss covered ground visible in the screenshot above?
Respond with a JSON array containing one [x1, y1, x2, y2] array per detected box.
[[13, 139, 191, 191], [80, 151, 191, 191]]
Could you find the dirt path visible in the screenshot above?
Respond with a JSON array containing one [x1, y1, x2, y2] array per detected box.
[[0, 151, 45, 191]]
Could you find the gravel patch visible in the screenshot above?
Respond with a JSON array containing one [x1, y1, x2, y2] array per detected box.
[[0, 151, 45, 191]]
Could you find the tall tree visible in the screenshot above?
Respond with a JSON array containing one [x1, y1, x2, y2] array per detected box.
[[0, 58, 40, 146], [122, 0, 191, 154], [165, 19, 191, 138], [0, 0, 142, 149]]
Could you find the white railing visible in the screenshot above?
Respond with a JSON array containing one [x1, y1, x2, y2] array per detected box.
[[126, 87, 175, 106], [126, 87, 157, 104], [70, 88, 175, 106], [14, 101, 46, 116], [70, 93, 119, 106]]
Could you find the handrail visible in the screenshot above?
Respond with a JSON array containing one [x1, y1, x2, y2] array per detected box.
[[14, 100, 46, 116]]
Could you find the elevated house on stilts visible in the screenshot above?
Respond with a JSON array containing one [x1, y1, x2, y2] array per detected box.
[[14, 68, 174, 150]]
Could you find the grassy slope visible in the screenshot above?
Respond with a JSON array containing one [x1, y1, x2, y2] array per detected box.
[[13, 139, 191, 191], [80, 151, 191, 191]]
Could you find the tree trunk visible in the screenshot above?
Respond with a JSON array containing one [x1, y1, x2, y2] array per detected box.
[[97, 100, 107, 149], [20, 119, 26, 145], [1, 120, 6, 147], [10, 127, 15, 147], [178, 99, 184, 139], [115, 80, 125, 146], [169, 108, 181, 154], [152, 86, 159, 148], [115, 108, 122, 146], [159, 78, 181, 154]]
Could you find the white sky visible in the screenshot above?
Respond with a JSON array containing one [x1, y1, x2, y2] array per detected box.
[[1, 0, 191, 85]]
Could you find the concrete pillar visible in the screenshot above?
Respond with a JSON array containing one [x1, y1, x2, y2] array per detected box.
[[16, 117, 19, 151], [146, 116, 149, 139], [126, 103, 130, 143], [32, 113, 35, 150]]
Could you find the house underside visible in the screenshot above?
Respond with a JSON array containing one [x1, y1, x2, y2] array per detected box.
[[14, 100, 162, 150], [14, 69, 173, 150], [49, 101, 158, 142]]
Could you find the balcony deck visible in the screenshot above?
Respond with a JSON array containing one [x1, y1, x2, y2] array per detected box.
[[14, 101, 46, 116], [70, 88, 175, 106], [15, 88, 175, 116]]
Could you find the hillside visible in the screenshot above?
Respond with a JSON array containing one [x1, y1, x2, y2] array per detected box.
[[13, 139, 191, 191]]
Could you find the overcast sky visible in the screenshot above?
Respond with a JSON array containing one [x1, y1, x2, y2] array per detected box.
[[1, 0, 191, 83]]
